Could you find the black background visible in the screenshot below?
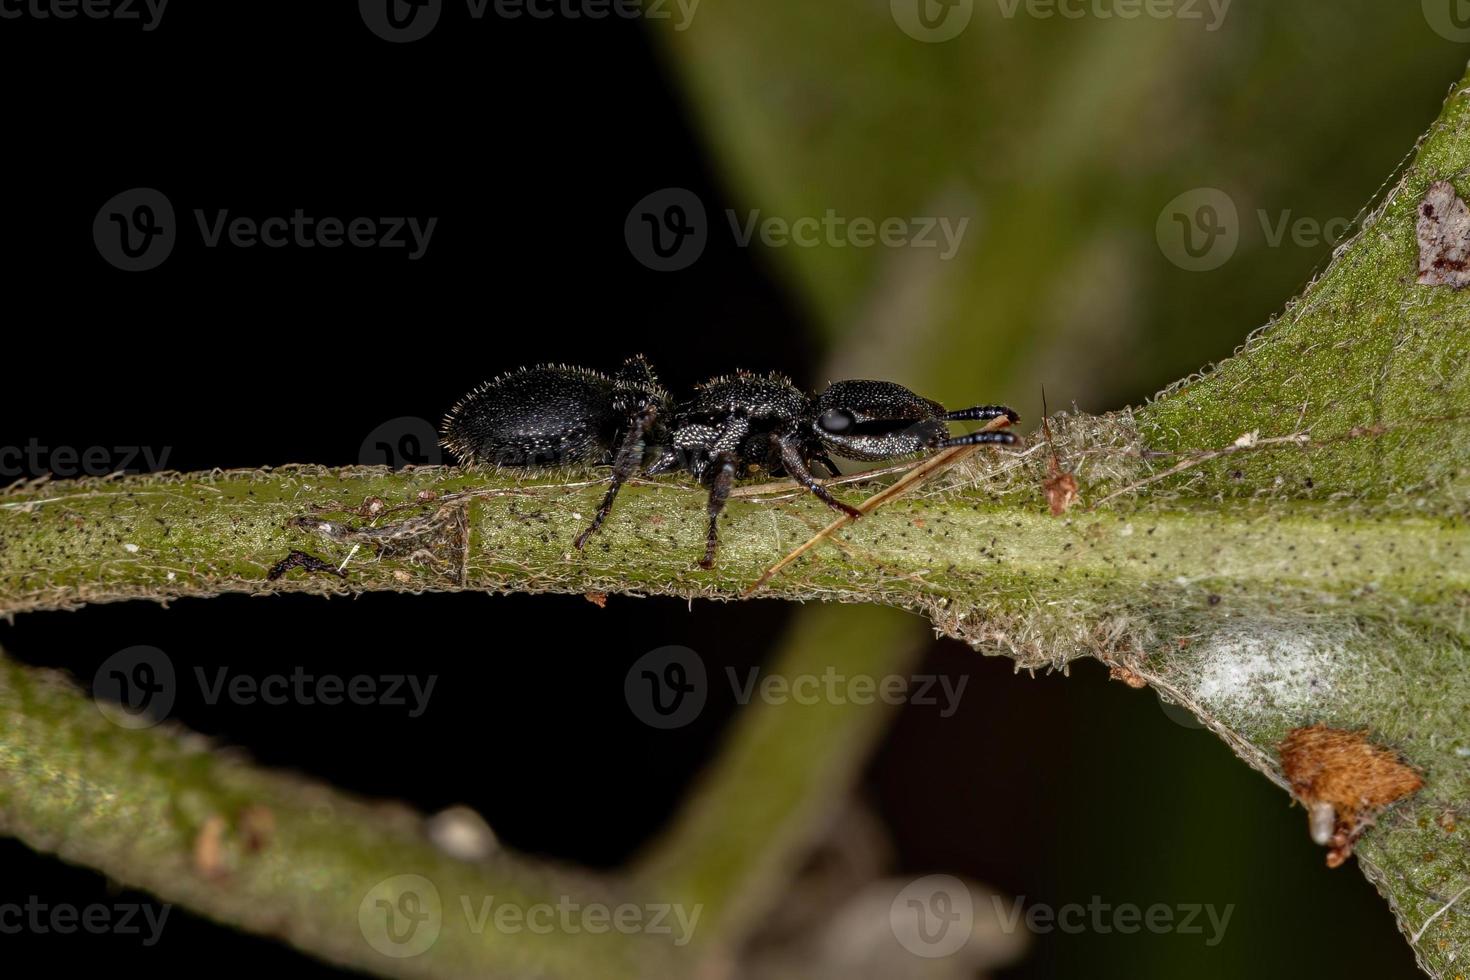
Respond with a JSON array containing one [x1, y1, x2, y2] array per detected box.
[[0, 2, 1423, 978]]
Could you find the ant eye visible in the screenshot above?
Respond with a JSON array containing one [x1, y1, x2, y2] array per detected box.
[[819, 409, 854, 434]]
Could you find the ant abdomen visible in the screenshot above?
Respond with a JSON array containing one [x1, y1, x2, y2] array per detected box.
[[440, 366, 628, 469]]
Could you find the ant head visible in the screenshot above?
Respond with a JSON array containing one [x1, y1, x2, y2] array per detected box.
[[810, 380, 950, 461]]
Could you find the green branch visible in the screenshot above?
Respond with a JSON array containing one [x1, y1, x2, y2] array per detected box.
[[0, 655, 686, 980], [1, 423, 1461, 623]]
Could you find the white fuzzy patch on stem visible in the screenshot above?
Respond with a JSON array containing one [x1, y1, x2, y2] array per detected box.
[[1191, 625, 1342, 721]]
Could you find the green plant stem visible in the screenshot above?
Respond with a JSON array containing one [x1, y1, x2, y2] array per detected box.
[[1, 449, 1461, 627], [0, 654, 686, 980]]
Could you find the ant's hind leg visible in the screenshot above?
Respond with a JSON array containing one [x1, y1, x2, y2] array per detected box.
[[699, 453, 738, 569], [575, 404, 658, 550]]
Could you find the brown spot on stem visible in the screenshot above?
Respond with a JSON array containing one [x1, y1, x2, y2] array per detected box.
[[1108, 664, 1149, 689], [1417, 180, 1470, 288], [194, 815, 228, 879], [1278, 725, 1424, 868], [1040, 405, 1080, 516], [239, 805, 276, 853]]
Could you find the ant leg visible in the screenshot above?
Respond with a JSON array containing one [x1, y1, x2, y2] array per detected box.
[[575, 404, 658, 550], [774, 434, 862, 519], [812, 451, 842, 478], [700, 452, 738, 569], [944, 405, 1020, 424], [937, 431, 1019, 449]]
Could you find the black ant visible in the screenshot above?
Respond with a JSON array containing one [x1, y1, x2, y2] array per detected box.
[[441, 356, 1019, 568]]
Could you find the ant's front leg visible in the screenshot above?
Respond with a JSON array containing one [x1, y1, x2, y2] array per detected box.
[[575, 404, 658, 550], [811, 451, 841, 478], [773, 433, 861, 519], [944, 405, 1020, 424], [699, 451, 738, 569], [936, 430, 1019, 450]]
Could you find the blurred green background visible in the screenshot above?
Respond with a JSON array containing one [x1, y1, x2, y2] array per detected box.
[[652, 2, 1468, 976]]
